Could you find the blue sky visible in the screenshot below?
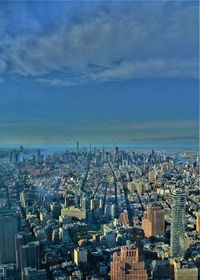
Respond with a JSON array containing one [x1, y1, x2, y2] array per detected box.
[[0, 1, 199, 146]]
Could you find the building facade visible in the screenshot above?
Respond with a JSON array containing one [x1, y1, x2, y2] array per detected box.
[[174, 259, 198, 280], [142, 204, 165, 237], [110, 245, 148, 280], [170, 189, 186, 258], [0, 209, 18, 264]]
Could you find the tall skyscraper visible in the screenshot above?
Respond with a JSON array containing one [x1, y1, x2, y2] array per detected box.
[[15, 232, 32, 271], [76, 141, 79, 154], [170, 189, 186, 258], [20, 241, 40, 272], [0, 209, 18, 264], [142, 204, 165, 238], [110, 245, 148, 280]]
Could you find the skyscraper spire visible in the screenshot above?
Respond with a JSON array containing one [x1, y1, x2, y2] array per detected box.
[[76, 141, 79, 153]]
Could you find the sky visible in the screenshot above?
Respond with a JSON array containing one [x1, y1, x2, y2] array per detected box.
[[0, 1, 199, 147]]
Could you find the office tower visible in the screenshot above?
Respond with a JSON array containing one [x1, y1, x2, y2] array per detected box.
[[10, 149, 20, 165], [19, 145, 25, 163], [90, 198, 99, 210], [174, 259, 198, 280], [20, 241, 40, 271], [142, 204, 165, 237], [90, 197, 100, 220], [81, 197, 90, 210], [74, 248, 87, 266], [52, 228, 59, 242], [102, 146, 105, 162], [76, 141, 79, 153], [20, 191, 32, 208], [110, 204, 116, 219], [36, 149, 41, 164], [196, 212, 200, 233], [59, 226, 70, 242], [15, 232, 32, 271], [22, 268, 47, 280], [137, 182, 144, 195], [111, 245, 148, 280], [0, 209, 18, 264], [170, 189, 186, 258], [127, 182, 136, 193], [105, 203, 111, 220]]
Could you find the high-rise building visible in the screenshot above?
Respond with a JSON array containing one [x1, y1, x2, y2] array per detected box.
[[110, 204, 116, 219], [174, 259, 198, 280], [0, 209, 18, 264], [76, 141, 79, 154], [81, 197, 90, 210], [90, 198, 99, 210], [59, 226, 70, 242], [74, 248, 87, 266], [142, 204, 165, 238], [196, 212, 200, 233], [22, 268, 47, 280], [110, 245, 148, 280], [170, 189, 186, 258], [20, 241, 40, 272], [15, 232, 32, 271], [119, 211, 129, 225], [137, 182, 144, 195]]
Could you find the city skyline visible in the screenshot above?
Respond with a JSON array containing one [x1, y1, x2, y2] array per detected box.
[[0, 2, 199, 277], [0, 1, 198, 146]]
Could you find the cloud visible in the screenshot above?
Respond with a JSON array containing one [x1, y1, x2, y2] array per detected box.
[[36, 78, 76, 86], [92, 58, 199, 81], [89, 120, 199, 131], [0, 1, 198, 85]]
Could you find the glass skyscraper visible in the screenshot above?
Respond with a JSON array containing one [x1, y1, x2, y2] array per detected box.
[[170, 189, 186, 258]]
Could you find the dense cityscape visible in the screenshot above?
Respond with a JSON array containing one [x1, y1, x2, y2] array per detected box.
[[0, 145, 199, 279], [0, 0, 198, 279]]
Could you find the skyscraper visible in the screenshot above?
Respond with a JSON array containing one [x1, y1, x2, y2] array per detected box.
[[76, 141, 79, 154], [0, 209, 18, 264], [170, 189, 186, 258], [20, 241, 40, 272], [74, 248, 88, 266], [110, 245, 148, 280], [15, 232, 32, 271], [142, 204, 165, 238]]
